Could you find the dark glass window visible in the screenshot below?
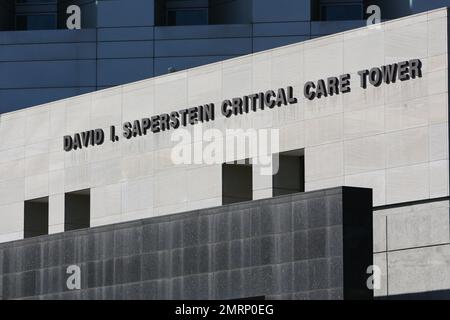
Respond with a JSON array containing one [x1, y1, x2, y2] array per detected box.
[[24, 197, 49, 239], [16, 0, 56, 3], [222, 160, 252, 205], [16, 14, 57, 30], [272, 151, 305, 197], [167, 9, 208, 26], [65, 189, 90, 231], [321, 4, 363, 21]]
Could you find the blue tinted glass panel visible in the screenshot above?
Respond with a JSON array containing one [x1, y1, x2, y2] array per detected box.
[[167, 9, 208, 26], [321, 4, 362, 21], [16, 14, 56, 30]]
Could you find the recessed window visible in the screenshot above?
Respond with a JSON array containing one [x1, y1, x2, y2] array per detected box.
[[65, 189, 90, 231], [273, 150, 305, 197], [24, 197, 49, 239], [222, 160, 252, 205], [16, 14, 57, 30], [167, 8, 208, 25], [156, 0, 209, 26], [320, 3, 363, 21]]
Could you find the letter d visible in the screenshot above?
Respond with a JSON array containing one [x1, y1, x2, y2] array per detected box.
[[64, 135, 73, 152]]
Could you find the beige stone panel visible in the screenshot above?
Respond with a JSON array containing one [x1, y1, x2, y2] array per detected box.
[[385, 97, 428, 132], [91, 214, 122, 228], [424, 54, 447, 74], [250, 109, 274, 130], [279, 121, 305, 153], [121, 208, 154, 224], [305, 113, 343, 147], [272, 94, 304, 126], [305, 176, 344, 192], [89, 158, 123, 188], [252, 50, 272, 92], [386, 126, 428, 168], [373, 252, 388, 297], [429, 123, 448, 161], [388, 245, 450, 295], [271, 44, 303, 88], [428, 93, 448, 125], [25, 141, 50, 158], [386, 163, 429, 204], [121, 176, 153, 214], [222, 56, 252, 99], [64, 164, 90, 193], [122, 79, 155, 121], [344, 135, 386, 175], [188, 63, 222, 107], [428, 17, 448, 57], [49, 194, 64, 227], [429, 160, 449, 198], [91, 183, 122, 219], [0, 202, 24, 235], [428, 69, 448, 97], [303, 34, 344, 81], [373, 214, 387, 253], [89, 139, 122, 163], [385, 19, 428, 62], [428, 8, 448, 20], [0, 116, 25, 150], [65, 94, 91, 134], [187, 165, 221, 202], [343, 25, 385, 75], [25, 110, 49, 145], [48, 152, 64, 171], [187, 197, 222, 211], [342, 73, 385, 113], [49, 169, 64, 195], [49, 225, 64, 235], [387, 205, 449, 251], [120, 134, 154, 156], [305, 142, 344, 182], [25, 153, 49, 176], [0, 159, 25, 182], [253, 188, 272, 201], [121, 152, 154, 180], [154, 169, 188, 208], [64, 147, 90, 168], [153, 202, 188, 217], [343, 106, 385, 140], [384, 73, 428, 105], [304, 92, 344, 120], [154, 71, 188, 115], [49, 101, 66, 138], [90, 87, 122, 129], [0, 147, 24, 165], [25, 173, 49, 200]]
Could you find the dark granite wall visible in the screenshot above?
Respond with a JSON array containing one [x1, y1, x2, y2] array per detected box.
[[0, 187, 373, 300]]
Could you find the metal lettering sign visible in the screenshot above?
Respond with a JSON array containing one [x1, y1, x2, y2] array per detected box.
[[63, 59, 422, 152]]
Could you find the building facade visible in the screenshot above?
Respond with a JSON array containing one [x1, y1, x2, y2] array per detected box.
[[2, 0, 450, 114], [0, 7, 449, 299]]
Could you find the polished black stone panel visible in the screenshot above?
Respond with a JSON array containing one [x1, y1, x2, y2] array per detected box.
[[0, 187, 373, 300]]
